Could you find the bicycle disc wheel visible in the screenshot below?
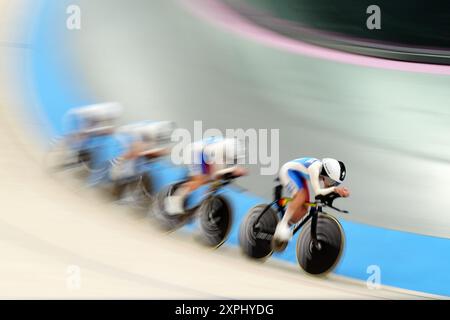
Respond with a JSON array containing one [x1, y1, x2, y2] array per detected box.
[[296, 214, 345, 275], [198, 195, 232, 248], [239, 205, 279, 260]]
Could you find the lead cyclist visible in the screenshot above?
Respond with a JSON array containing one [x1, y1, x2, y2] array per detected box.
[[273, 157, 350, 242]]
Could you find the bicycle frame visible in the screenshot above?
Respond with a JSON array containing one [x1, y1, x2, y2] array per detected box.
[[253, 198, 320, 242], [207, 178, 232, 197], [195, 175, 238, 207], [253, 184, 347, 245]]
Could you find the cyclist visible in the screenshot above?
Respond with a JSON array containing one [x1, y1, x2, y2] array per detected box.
[[164, 136, 247, 215], [273, 157, 350, 242], [64, 102, 123, 142], [110, 121, 176, 197], [53, 103, 122, 179]]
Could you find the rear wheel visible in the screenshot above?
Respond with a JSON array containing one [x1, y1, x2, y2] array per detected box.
[[197, 195, 232, 248], [239, 205, 279, 260], [296, 214, 345, 275]]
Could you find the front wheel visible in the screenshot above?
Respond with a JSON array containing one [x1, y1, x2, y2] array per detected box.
[[239, 205, 279, 260], [296, 214, 345, 275], [197, 195, 232, 248]]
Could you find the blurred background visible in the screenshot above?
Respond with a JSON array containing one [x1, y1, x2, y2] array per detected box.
[[1, 0, 449, 298], [226, 0, 450, 63], [41, 0, 450, 235]]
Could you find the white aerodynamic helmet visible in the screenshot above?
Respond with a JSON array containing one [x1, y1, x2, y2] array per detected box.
[[138, 121, 176, 144], [209, 137, 245, 165], [119, 120, 176, 143], [227, 138, 246, 162], [321, 158, 347, 185], [73, 102, 123, 121]]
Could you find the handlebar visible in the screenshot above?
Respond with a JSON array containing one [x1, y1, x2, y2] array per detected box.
[[313, 192, 349, 214], [209, 172, 240, 190], [273, 184, 349, 214]]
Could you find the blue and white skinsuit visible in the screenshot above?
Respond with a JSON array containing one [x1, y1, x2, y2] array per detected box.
[[279, 157, 339, 201]]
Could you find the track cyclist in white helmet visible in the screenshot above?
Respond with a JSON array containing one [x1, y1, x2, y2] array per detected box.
[[53, 102, 122, 176], [111, 120, 176, 180], [164, 136, 247, 215], [65, 102, 123, 139], [273, 157, 350, 243], [109, 121, 175, 194]]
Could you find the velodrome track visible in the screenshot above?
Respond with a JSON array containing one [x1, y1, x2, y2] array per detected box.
[[0, 0, 447, 299], [0, 42, 423, 300], [66, 0, 450, 236], [1, 88, 431, 299]]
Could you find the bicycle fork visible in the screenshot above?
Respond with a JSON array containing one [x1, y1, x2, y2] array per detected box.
[[291, 206, 320, 250], [310, 207, 320, 250]]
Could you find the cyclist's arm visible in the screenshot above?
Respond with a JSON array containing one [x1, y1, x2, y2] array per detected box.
[[213, 166, 237, 178], [140, 147, 169, 158], [213, 166, 248, 180], [308, 162, 336, 196]]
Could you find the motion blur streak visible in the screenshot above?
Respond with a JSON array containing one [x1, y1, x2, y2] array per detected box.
[[182, 0, 450, 75], [1, 1, 418, 299], [0, 0, 448, 298], [64, 0, 450, 236]]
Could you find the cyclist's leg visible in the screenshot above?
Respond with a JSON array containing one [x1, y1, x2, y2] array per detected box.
[[281, 163, 310, 220], [165, 147, 212, 214], [285, 187, 309, 224], [275, 163, 309, 241], [165, 171, 210, 215], [183, 174, 209, 193]]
